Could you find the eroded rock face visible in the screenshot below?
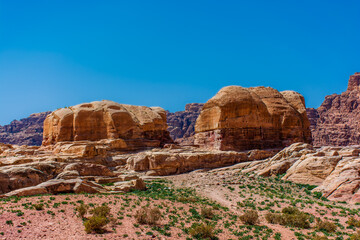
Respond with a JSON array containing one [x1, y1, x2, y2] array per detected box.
[[194, 86, 312, 151], [307, 73, 360, 147], [42, 100, 172, 148], [0, 141, 277, 197], [125, 147, 277, 176], [167, 103, 203, 145], [236, 142, 360, 202], [0, 112, 51, 146]]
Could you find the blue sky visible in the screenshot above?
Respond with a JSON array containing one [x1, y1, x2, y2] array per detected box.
[[0, 0, 359, 125]]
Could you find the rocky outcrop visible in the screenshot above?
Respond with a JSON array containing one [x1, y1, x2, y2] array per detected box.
[[236, 142, 360, 202], [0, 112, 51, 146], [126, 146, 277, 176], [307, 73, 360, 147], [167, 103, 203, 145], [194, 86, 312, 151], [0, 141, 277, 197], [42, 100, 172, 148]]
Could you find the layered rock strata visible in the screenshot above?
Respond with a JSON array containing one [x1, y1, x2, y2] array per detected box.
[[307, 73, 360, 147], [194, 86, 312, 151], [0, 112, 51, 146]]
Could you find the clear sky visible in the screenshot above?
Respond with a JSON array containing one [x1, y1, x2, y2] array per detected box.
[[0, 0, 359, 125]]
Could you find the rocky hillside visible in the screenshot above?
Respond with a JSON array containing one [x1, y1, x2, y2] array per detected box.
[[307, 72, 360, 147], [166, 103, 203, 145], [0, 112, 51, 146]]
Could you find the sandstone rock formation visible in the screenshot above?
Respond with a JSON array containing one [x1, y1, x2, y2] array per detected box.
[[167, 103, 203, 145], [307, 73, 360, 147], [42, 100, 172, 149], [0, 140, 277, 197], [126, 146, 277, 176], [194, 86, 312, 151], [235, 142, 360, 202], [0, 112, 51, 146]]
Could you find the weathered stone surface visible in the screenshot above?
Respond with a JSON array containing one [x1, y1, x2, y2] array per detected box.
[[4, 179, 105, 197], [126, 147, 277, 176], [307, 73, 360, 147], [167, 103, 203, 145], [0, 163, 58, 194], [113, 178, 146, 192], [42, 100, 172, 147], [236, 142, 360, 202], [194, 86, 312, 151], [0, 112, 51, 146]]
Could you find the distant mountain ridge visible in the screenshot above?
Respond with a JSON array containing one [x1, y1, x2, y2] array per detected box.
[[0, 111, 51, 146], [2, 73, 360, 148]]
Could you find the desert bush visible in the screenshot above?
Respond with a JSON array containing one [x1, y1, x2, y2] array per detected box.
[[348, 217, 360, 228], [83, 205, 111, 234], [89, 205, 110, 218], [189, 222, 216, 240], [240, 210, 259, 225], [350, 231, 360, 240], [281, 206, 299, 215], [33, 203, 44, 211], [84, 215, 110, 234], [265, 207, 310, 229], [135, 206, 162, 225], [312, 236, 328, 240], [201, 207, 215, 219], [265, 212, 284, 224], [315, 219, 337, 233], [76, 203, 89, 219]]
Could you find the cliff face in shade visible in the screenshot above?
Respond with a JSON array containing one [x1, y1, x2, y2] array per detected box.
[[306, 73, 360, 147], [194, 86, 312, 151], [42, 100, 172, 147], [166, 103, 204, 145], [0, 112, 51, 146]]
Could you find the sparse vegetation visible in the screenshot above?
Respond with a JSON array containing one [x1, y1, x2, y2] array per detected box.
[[240, 210, 259, 225], [84, 205, 111, 234], [135, 206, 162, 225], [189, 222, 217, 240]]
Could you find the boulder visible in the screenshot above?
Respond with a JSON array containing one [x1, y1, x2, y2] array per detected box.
[[194, 86, 311, 151], [113, 178, 147, 192]]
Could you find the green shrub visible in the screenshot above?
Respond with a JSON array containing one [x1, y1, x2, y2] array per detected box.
[[315, 219, 337, 233], [84, 215, 110, 234], [76, 203, 89, 219], [89, 205, 110, 218], [135, 206, 162, 225], [83, 205, 111, 234], [282, 206, 299, 215], [265, 207, 310, 229], [189, 222, 216, 240], [240, 210, 259, 225], [312, 236, 328, 240], [348, 217, 360, 228], [201, 207, 215, 219], [350, 231, 360, 240], [33, 203, 44, 211]]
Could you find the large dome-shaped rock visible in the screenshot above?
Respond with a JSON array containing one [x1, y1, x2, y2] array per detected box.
[[194, 86, 311, 151], [42, 100, 172, 147]]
